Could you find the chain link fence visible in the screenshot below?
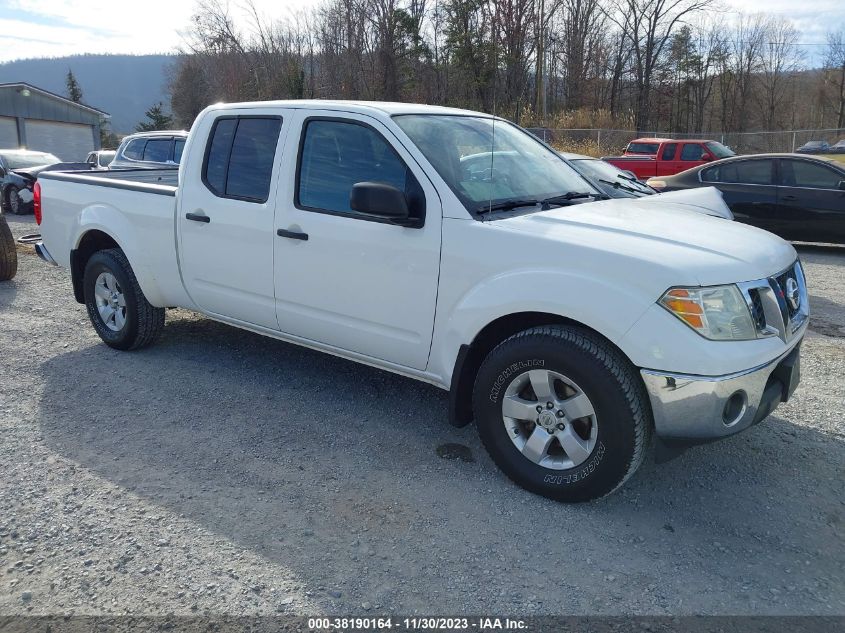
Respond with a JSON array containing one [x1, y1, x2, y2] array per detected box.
[[525, 127, 845, 158]]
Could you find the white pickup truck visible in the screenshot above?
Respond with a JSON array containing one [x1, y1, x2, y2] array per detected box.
[[34, 101, 808, 502]]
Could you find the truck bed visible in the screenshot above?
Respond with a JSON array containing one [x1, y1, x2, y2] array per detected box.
[[38, 168, 179, 195]]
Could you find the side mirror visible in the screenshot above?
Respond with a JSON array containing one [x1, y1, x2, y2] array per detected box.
[[701, 153, 713, 162], [350, 182, 410, 223], [838, 180, 845, 191]]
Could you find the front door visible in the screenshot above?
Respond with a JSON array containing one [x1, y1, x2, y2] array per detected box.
[[272, 111, 442, 370], [178, 110, 290, 330], [776, 158, 845, 243], [700, 158, 778, 230]]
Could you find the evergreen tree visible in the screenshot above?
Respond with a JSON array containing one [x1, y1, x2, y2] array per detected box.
[[135, 103, 173, 132], [66, 69, 83, 103]]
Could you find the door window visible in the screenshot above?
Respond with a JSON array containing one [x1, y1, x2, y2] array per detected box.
[[123, 139, 145, 160], [143, 138, 171, 163], [661, 143, 677, 161], [297, 119, 423, 221], [782, 160, 843, 189], [174, 139, 186, 163], [701, 160, 774, 185], [680, 143, 704, 161], [202, 116, 282, 203]]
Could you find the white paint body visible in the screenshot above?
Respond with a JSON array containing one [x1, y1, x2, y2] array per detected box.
[[39, 101, 799, 390]]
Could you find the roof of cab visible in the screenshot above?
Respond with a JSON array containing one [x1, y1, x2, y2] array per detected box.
[[205, 100, 494, 119]]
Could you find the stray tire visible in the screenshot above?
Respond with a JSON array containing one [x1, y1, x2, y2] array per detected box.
[[83, 248, 165, 350], [0, 212, 17, 281], [472, 325, 651, 502], [7, 186, 27, 215]]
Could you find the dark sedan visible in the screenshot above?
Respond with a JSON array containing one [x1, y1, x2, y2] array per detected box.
[[796, 140, 830, 154], [830, 140, 845, 154], [646, 154, 845, 244]]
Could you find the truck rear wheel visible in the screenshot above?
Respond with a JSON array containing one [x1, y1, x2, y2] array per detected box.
[[472, 325, 651, 502], [0, 212, 17, 281], [83, 248, 164, 350]]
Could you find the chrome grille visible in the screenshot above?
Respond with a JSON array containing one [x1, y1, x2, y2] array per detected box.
[[737, 260, 808, 342]]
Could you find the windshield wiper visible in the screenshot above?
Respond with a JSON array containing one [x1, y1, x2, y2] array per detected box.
[[477, 198, 540, 214], [477, 191, 604, 215], [540, 191, 606, 208], [596, 178, 644, 195]]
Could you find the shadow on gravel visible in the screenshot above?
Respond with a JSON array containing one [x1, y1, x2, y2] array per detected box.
[[34, 315, 844, 612]]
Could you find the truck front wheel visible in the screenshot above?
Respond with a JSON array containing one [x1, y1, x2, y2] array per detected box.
[[83, 248, 164, 350], [472, 325, 651, 502]]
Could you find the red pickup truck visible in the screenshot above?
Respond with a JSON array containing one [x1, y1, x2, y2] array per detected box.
[[604, 138, 735, 180]]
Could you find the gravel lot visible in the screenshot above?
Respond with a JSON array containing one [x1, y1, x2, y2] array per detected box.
[[1, 213, 843, 617]]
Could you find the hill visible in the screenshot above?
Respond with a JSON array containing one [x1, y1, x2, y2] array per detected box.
[[0, 54, 176, 133]]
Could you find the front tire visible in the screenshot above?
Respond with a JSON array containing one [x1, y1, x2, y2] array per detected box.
[[83, 248, 164, 350], [472, 325, 651, 502]]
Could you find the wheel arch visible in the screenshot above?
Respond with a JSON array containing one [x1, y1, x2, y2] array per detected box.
[[449, 311, 627, 427], [70, 229, 121, 303]]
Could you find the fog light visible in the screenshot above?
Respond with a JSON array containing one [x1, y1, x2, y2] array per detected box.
[[722, 391, 747, 427]]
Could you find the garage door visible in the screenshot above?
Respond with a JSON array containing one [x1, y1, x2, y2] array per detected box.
[[0, 116, 18, 148], [24, 120, 94, 161]]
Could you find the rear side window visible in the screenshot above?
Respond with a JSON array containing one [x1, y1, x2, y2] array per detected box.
[[203, 117, 282, 203], [626, 142, 660, 155], [123, 139, 145, 161], [297, 119, 421, 218], [702, 159, 773, 185], [783, 160, 842, 189], [174, 139, 186, 163], [661, 143, 677, 161], [143, 138, 171, 163], [680, 144, 703, 161]]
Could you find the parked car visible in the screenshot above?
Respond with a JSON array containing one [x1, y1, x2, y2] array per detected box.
[[560, 152, 656, 198], [795, 140, 830, 155], [0, 150, 61, 214], [604, 139, 735, 180], [86, 150, 116, 170], [2, 160, 93, 215], [109, 131, 188, 170], [35, 101, 807, 502], [828, 139, 845, 154], [558, 152, 733, 218], [647, 153, 845, 244], [0, 210, 16, 280]]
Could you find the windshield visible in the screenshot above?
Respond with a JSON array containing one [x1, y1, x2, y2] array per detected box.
[[570, 158, 653, 196], [4, 152, 60, 169], [97, 151, 116, 166], [393, 115, 598, 215], [705, 142, 735, 159]]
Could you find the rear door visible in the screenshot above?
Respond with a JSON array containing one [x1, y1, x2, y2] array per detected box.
[[272, 110, 442, 370], [776, 158, 845, 243], [699, 158, 778, 229], [178, 109, 290, 329]]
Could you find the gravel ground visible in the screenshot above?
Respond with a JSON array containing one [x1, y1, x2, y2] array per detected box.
[[1, 213, 843, 617]]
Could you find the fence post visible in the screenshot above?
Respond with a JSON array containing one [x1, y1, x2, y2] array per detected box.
[[791, 132, 796, 153], [597, 129, 601, 154]]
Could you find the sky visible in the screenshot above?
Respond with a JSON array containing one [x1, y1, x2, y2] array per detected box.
[[0, 0, 841, 65]]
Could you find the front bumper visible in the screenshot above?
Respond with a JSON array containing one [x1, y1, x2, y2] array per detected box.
[[641, 339, 802, 447]]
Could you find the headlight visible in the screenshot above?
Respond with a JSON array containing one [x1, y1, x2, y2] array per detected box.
[[659, 285, 756, 340]]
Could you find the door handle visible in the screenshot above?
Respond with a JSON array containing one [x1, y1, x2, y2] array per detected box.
[[185, 212, 210, 223], [277, 228, 309, 241], [781, 195, 798, 202]]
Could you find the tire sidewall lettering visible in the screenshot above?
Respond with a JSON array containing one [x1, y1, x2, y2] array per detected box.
[[488, 359, 545, 404], [542, 442, 605, 485]]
